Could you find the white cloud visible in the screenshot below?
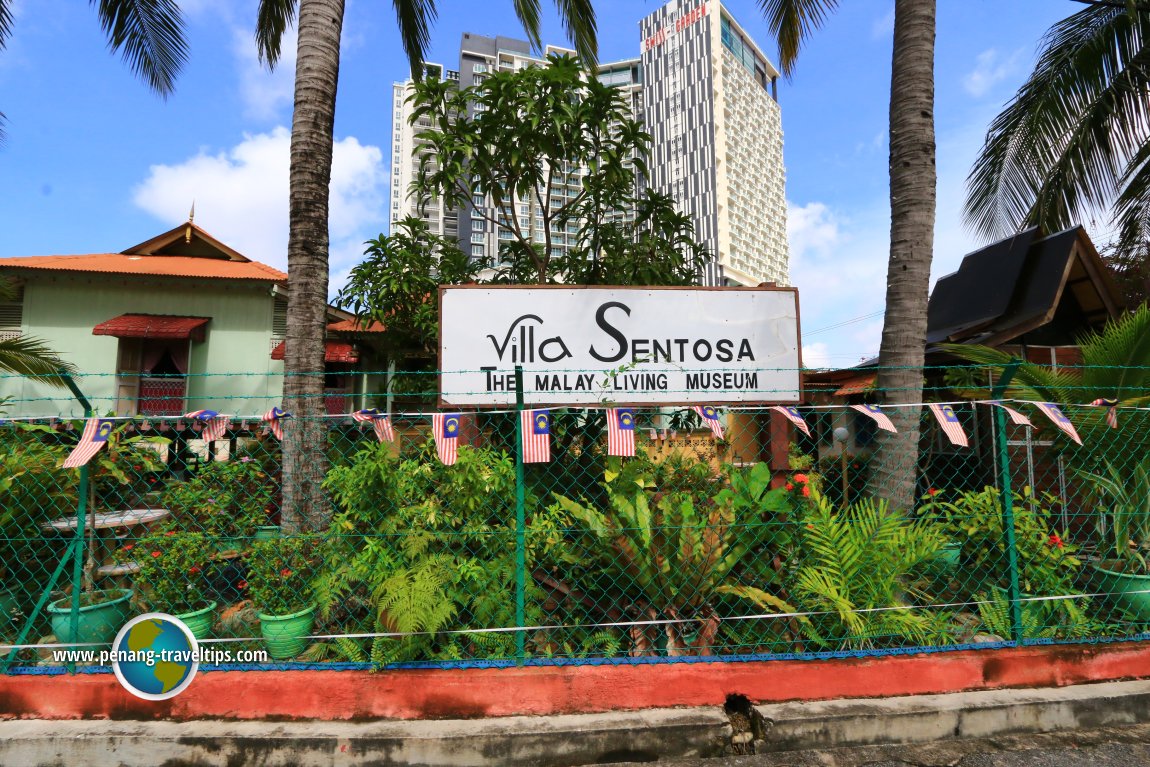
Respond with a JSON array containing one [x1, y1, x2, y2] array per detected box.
[[131, 127, 387, 284], [962, 48, 1023, 98], [234, 26, 297, 122]]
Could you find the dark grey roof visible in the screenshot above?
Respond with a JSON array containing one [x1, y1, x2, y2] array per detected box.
[[925, 226, 1121, 346]]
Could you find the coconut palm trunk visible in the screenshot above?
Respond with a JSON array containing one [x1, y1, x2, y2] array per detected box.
[[280, 0, 345, 532], [871, 0, 937, 511]]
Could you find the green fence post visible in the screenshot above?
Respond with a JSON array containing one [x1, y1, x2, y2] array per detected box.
[[2, 373, 93, 674], [513, 365, 527, 665], [991, 360, 1023, 643]]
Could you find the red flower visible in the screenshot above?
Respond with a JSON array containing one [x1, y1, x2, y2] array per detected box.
[[238, 580, 248, 590], [927, 488, 938, 496], [122, 544, 134, 552], [189, 566, 201, 575], [151, 551, 161, 558], [280, 568, 293, 578], [793, 473, 809, 484], [801, 486, 810, 498], [805, 523, 815, 530], [785, 482, 794, 491], [165, 531, 176, 537], [1048, 534, 1064, 549]]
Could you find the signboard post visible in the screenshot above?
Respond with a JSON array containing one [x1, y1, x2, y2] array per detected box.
[[439, 286, 802, 407]]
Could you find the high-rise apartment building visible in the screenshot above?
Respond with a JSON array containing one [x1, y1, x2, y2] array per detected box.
[[640, 0, 788, 287], [388, 1, 789, 287], [389, 62, 460, 244]]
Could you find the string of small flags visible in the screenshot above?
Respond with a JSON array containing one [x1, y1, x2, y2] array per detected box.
[[56, 398, 1129, 468]]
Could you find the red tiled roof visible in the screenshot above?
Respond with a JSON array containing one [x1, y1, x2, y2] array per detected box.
[[326, 318, 387, 333], [271, 340, 360, 364], [834, 373, 877, 397], [0, 254, 286, 282], [93, 314, 210, 341]]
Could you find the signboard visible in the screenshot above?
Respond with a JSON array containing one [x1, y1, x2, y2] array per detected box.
[[439, 286, 801, 406]]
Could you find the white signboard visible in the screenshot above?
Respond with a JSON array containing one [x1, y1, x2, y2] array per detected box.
[[439, 286, 802, 406]]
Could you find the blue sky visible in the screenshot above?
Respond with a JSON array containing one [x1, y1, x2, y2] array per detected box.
[[0, 0, 1075, 367]]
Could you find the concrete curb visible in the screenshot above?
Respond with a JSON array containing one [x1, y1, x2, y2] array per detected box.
[[0, 707, 731, 767], [753, 678, 1150, 753]]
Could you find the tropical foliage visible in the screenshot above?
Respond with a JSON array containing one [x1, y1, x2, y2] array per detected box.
[[966, 4, 1150, 256], [789, 492, 953, 650]]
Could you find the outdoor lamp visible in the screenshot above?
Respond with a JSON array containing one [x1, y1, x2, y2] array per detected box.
[[833, 427, 850, 508]]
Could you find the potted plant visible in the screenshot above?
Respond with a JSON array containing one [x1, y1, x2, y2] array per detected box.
[[245, 535, 323, 659], [926, 486, 1090, 638], [162, 458, 273, 554], [1076, 459, 1150, 621], [119, 531, 216, 639], [46, 421, 167, 647]]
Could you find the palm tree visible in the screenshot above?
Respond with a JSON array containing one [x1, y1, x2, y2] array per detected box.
[[254, 0, 598, 531], [965, 4, 1150, 257], [762, 0, 938, 511], [0, 0, 187, 142]]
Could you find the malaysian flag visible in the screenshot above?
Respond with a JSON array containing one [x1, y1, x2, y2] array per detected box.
[[353, 408, 395, 443], [1090, 398, 1119, 429], [606, 408, 636, 457], [928, 403, 968, 448], [692, 405, 724, 439], [1034, 402, 1083, 445], [262, 407, 291, 440], [987, 400, 1032, 427], [771, 405, 811, 437], [850, 403, 897, 433], [63, 418, 115, 468], [520, 409, 551, 463], [433, 413, 461, 465], [184, 409, 230, 443]]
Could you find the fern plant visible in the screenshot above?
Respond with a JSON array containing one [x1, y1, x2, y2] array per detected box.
[[790, 493, 954, 650], [318, 442, 573, 667], [552, 461, 803, 656]]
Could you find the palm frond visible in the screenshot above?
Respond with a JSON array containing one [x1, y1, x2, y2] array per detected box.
[[0, 336, 76, 389], [512, 0, 543, 58], [549, 0, 597, 68], [0, 0, 13, 51], [1113, 141, 1150, 253], [393, 0, 437, 79], [964, 6, 1150, 239], [92, 0, 188, 96], [757, 0, 840, 77], [255, 0, 297, 67]]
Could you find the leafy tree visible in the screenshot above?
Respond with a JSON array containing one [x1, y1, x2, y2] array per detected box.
[[0, 0, 187, 143], [335, 217, 483, 359], [762, 0, 938, 511], [254, 0, 598, 533], [965, 3, 1150, 258], [408, 54, 707, 285]]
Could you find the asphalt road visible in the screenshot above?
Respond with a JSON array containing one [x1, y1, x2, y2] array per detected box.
[[607, 723, 1150, 766]]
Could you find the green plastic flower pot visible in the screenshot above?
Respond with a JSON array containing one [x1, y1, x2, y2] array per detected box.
[[258, 604, 315, 660], [47, 588, 134, 647], [175, 601, 218, 640], [937, 542, 962, 568], [214, 537, 243, 555], [254, 526, 281, 542], [1090, 563, 1150, 622]]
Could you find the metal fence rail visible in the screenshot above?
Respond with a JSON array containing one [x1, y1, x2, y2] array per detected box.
[[2, 365, 1149, 672]]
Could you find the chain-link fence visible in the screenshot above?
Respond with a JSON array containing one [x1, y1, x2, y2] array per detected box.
[[2, 365, 1149, 672]]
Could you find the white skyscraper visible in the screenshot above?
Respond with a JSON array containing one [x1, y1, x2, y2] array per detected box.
[[640, 0, 789, 286]]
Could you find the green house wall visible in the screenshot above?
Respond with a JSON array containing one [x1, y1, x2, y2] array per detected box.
[[0, 273, 285, 418]]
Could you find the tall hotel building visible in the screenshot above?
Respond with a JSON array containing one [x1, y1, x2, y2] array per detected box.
[[640, 1, 788, 286], [389, 0, 788, 287]]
